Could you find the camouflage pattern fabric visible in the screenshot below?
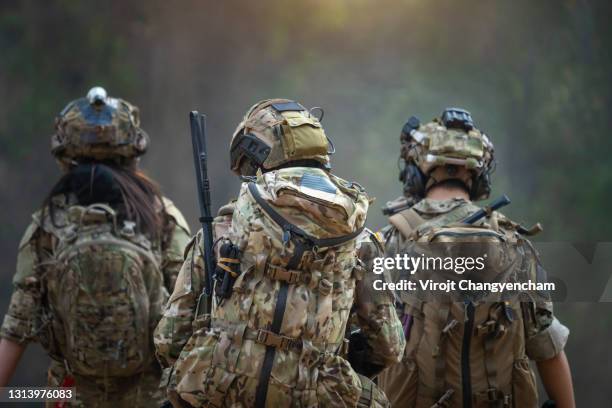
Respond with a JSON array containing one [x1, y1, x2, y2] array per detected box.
[[51, 87, 149, 162], [155, 167, 405, 407], [377, 198, 570, 408], [399, 111, 495, 201], [42, 203, 166, 377], [46, 359, 165, 408], [160, 197, 192, 290], [230, 99, 330, 175], [0, 194, 191, 405]]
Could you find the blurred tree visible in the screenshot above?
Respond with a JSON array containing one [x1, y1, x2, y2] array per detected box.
[[1, 0, 611, 402]]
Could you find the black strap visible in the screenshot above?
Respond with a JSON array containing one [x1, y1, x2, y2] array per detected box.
[[247, 182, 364, 248], [270, 101, 305, 112], [250, 179, 364, 407], [254, 242, 305, 407]]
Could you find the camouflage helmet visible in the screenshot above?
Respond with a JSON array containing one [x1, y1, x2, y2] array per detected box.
[[229, 98, 330, 176], [51, 87, 149, 163], [399, 108, 495, 201]]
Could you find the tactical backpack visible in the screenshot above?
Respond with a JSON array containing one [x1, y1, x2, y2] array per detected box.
[[173, 167, 372, 407], [41, 203, 167, 378], [383, 202, 539, 408]]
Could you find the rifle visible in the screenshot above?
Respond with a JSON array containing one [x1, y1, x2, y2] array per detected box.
[[190, 111, 215, 317], [461, 194, 542, 235], [461, 194, 511, 224]]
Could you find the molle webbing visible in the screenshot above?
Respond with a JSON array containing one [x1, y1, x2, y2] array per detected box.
[[248, 182, 363, 407], [211, 319, 342, 354]]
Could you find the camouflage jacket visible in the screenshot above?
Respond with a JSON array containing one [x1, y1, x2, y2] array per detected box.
[[155, 225, 405, 371], [381, 197, 568, 361], [0, 195, 191, 345], [155, 188, 405, 377]]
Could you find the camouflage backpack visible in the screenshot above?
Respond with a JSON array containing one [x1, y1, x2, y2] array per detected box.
[[386, 200, 541, 408], [41, 203, 167, 378], [173, 166, 370, 407]]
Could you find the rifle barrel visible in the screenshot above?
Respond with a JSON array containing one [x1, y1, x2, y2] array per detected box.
[[462, 194, 511, 225], [190, 111, 215, 304]]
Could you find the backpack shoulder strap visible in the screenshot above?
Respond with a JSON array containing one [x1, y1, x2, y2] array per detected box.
[[388, 208, 425, 239]]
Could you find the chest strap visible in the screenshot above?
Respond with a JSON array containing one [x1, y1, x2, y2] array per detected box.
[[211, 319, 341, 354]]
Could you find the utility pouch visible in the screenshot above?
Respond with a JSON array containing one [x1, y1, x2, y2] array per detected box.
[[280, 111, 329, 159], [214, 241, 241, 299]]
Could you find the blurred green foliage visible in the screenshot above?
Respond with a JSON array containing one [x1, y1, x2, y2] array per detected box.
[[0, 0, 611, 402], [0, 0, 138, 158]]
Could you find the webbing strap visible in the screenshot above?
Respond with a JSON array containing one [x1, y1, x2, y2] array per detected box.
[[249, 181, 363, 407], [246, 328, 302, 352], [431, 389, 455, 408], [266, 264, 303, 284], [247, 182, 364, 248], [356, 374, 374, 408], [254, 241, 305, 408], [433, 303, 453, 401], [211, 319, 341, 354], [388, 208, 425, 239], [207, 372, 237, 408], [474, 390, 512, 407], [482, 304, 504, 406]]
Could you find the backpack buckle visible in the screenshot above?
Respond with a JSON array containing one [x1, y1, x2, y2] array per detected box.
[[255, 329, 301, 352], [485, 388, 511, 405], [476, 320, 506, 337], [266, 264, 301, 284]]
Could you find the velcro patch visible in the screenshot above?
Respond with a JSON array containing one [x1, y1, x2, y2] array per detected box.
[[301, 173, 337, 194]]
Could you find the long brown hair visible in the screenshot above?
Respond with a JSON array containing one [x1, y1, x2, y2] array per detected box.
[[42, 162, 164, 239]]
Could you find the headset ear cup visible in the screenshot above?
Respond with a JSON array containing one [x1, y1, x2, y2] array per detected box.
[[401, 163, 426, 198], [471, 171, 492, 201]]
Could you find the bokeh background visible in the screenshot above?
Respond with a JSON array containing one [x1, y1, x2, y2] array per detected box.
[[1, 0, 611, 405]]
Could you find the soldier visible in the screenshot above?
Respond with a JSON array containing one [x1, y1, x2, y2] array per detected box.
[[376, 108, 575, 407], [0, 87, 191, 407], [154, 99, 405, 407]]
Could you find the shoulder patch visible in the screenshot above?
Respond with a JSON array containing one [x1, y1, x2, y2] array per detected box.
[[162, 197, 191, 235]]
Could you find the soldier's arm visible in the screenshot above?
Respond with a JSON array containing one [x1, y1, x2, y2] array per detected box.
[[353, 234, 405, 371], [537, 351, 575, 408], [0, 221, 48, 385], [523, 301, 575, 407], [154, 234, 203, 368], [160, 197, 192, 292], [0, 340, 26, 387]]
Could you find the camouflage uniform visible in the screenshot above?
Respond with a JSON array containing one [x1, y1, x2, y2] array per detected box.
[[155, 211, 403, 407], [377, 198, 569, 407], [0, 88, 192, 407], [154, 99, 405, 407], [1, 197, 190, 407], [376, 109, 569, 407]]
